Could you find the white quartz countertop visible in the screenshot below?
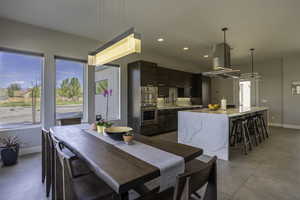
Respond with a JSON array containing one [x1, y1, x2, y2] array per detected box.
[[181, 106, 268, 117], [157, 105, 203, 110]]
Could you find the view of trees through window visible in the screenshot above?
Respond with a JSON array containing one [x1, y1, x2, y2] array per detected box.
[[0, 51, 42, 129], [55, 59, 84, 119]]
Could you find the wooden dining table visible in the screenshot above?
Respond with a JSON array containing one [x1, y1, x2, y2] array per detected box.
[[50, 124, 203, 199]]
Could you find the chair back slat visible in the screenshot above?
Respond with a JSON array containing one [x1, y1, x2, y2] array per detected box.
[[55, 142, 75, 200], [174, 156, 217, 200], [60, 118, 82, 126]]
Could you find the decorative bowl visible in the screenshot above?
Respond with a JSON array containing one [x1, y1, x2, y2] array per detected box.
[[105, 126, 133, 141], [123, 134, 134, 144]]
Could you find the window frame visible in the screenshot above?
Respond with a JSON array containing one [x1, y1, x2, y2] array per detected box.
[[54, 55, 87, 122], [0, 47, 44, 130]]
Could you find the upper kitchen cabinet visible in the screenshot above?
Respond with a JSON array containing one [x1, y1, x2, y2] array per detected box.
[[183, 72, 193, 88], [157, 66, 169, 87], [201, 75, 211, 105], [140, 61, 157, 86], [191, 74, 202, 98], [168, 69, 183, 87], [128, 60, 158, 86]]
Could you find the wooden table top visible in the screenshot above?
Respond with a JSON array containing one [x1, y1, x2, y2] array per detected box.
[[50, 124, 203, 193]]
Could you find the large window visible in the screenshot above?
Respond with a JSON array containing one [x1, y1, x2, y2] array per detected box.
[[0, 50, 43, 129], [95, 65, 120, 121], [55, 58, 85, 120]]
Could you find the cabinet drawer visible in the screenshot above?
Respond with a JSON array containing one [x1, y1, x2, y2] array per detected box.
[[140, 124, 159, 136]]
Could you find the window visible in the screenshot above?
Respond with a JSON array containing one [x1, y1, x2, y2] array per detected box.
[[55, 58, 85, 121], [95, 65, 120, 121], [239, 81, 251, 107], [0, 50, 43, 129]]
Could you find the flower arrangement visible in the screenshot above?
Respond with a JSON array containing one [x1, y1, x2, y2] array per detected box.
[[96, 119, 113, 128], [95, 89, 113, 133], [103, 89, 112, 120]]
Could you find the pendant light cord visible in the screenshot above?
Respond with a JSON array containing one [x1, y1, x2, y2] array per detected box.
[[222, 27, 228, 68], [250, 48, 255, 77]]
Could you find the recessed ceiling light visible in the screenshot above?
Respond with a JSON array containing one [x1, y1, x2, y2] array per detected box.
[[203, 55, 209, 58], [157, 38, 164, 42], [183, 47, 189, 51]]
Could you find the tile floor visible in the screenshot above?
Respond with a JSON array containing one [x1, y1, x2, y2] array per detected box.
[[1, 127, 300, 200]]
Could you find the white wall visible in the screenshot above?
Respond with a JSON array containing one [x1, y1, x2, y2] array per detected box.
[[0, 17, 100, 151], [95, 66, 120, 121], [236, 59, 283, 125], [283, 56, 300, 127], [211, 79, 234, 105]]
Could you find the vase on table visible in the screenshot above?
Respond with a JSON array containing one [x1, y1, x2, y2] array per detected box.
[[97, 125, 106, 134]]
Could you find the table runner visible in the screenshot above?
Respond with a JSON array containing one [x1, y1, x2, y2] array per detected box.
[[83, 129, 185, 192]]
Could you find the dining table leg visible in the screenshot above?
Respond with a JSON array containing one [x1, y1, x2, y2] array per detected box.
[[134, 184, 151, 195], [119, 191, 129, 200]]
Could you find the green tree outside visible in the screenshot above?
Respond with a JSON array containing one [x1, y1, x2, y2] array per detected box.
[[7, 83, 21, 97]]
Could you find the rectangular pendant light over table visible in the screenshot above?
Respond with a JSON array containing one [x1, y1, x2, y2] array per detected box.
[[88, 27, 141, 66]]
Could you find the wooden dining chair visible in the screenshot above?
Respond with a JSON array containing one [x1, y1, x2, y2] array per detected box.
[[41, 129, 47, 184], [55, 142, 117, 200], [49, 132, 92, 200], [60, 118, 82, 126], [137, 156, 217, 200], [42, 129, 53, 197]]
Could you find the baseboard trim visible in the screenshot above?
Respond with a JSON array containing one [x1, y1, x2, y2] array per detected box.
[[269, 123, 283, 127], [269, 123, 300, 130], [282, 124, 300, 130], [19, 145, 41, 156]]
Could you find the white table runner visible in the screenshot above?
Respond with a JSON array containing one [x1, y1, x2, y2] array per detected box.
[[83, 129, 185, 192]]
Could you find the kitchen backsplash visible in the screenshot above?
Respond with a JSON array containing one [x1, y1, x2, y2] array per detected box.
[[176, 98, 192, 106], [157, 97, 192, 107]]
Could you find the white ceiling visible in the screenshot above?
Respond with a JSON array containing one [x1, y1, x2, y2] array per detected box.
[[1, 0, 300, 67]]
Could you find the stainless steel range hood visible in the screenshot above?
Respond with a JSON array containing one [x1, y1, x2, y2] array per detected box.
[[202, 28, 240, 79]]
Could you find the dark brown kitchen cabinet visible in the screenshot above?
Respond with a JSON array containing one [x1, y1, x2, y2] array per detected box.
[[202, 75, 211, 105], [168, 70, 182, 87], [158, 110, 167, 132], [157, 67, 169, 87], [158, 109, 177, 132], [139, 61, 157, 86], [191, 74, 202, 98], [140, 124, 159, 136], [127, 60, 158, 87], [128, 59, 207, 136], [183, 72, 193, 88], [184, 87, 192, 97], [158, 87, 169, 97]]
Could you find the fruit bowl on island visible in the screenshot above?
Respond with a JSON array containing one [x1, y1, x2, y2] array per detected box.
[[208, 104, 220, 111]]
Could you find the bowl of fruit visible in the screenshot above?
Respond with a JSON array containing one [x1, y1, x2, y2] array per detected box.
[[208, 104, 220, 111]]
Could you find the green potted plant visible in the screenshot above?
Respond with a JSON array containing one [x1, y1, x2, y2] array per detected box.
[[96, 119, 113, 133], [0, 136, 20, 166]]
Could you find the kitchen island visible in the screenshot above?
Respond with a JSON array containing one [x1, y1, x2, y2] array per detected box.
[[178, 107, 268, 160]]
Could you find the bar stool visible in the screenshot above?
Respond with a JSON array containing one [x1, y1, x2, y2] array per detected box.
[[55, 142, 117, 200], [230, 117, 253, 155], [257, 112, 270, 139], [246, 115, 261, 146]]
